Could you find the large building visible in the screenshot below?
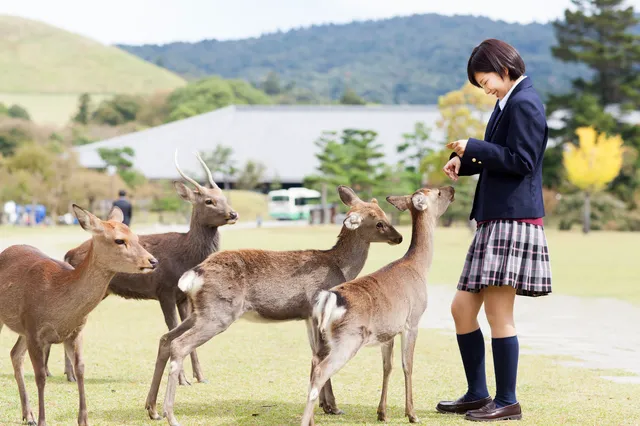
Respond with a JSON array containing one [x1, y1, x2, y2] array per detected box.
[[73, 104, 473, 188], [72, 103, 639, 189]]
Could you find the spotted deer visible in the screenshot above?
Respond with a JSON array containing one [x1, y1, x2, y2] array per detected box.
[[50, 151, 238, 386], [0, 205, 158, 426], [301, 186, 455, 426], [144, 186, 404, 426]]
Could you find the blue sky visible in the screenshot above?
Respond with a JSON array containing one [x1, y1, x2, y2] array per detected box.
[[2, 0, 640, 45]]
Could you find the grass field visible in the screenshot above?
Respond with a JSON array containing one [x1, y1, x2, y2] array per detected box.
[[0, 92, 113, 126], [0, 222, 639, 424]]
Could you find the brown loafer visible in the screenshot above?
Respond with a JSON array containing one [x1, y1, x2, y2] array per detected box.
[[465, 401, 522, 421], [436, 395, 492, 415]]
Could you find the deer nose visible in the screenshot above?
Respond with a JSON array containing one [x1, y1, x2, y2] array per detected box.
[[229, 211, 238, 220], [149, 258, 159, 269]]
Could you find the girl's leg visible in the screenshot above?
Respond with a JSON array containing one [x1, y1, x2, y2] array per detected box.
[[483, 286, 518, 408], [450, 290, 489, 401]]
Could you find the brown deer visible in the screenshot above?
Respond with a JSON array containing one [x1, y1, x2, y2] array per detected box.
[[144, 185, 403, 426], [49, 151, 238, 386], [0, 205, 158, 426], [300, 186, 455, 426]]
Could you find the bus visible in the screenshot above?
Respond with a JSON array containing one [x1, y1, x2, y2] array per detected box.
[[268, 187, 322, 220]]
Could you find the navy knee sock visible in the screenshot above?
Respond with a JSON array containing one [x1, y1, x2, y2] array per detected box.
[[492, 336, 519, 408], [456, 328, 489, 401]]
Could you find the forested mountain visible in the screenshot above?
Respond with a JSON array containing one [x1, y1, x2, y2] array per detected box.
[[118, 13, 602, 104]]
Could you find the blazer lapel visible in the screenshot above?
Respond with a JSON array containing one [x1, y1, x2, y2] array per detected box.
[[484, 101, 501, 140]]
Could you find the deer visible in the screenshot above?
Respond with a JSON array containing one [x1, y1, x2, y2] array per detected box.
[[300, 186, 455, 426], [0, 205, 158, 426], [143, 185, 404, 426], [47, 151, 239, 386]]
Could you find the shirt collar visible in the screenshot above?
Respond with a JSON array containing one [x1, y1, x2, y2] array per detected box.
[[499, 75, 526, 110]]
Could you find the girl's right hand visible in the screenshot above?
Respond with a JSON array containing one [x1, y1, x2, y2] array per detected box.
[[443, 156, 461, 181]]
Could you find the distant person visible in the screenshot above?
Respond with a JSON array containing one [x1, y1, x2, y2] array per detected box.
[[112, 190, 133, 226], [436, 39, 552, 422]]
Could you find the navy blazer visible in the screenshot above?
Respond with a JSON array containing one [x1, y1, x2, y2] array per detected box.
[[453, 77, 548, 222]]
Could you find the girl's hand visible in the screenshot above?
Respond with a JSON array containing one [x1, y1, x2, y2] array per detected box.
[[443, 156, 461, 181], [446, 139, 468, 157]]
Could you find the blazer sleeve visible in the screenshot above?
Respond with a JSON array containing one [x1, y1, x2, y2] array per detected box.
[[461, 100, 546, 176], [449, 152, 482, 176]]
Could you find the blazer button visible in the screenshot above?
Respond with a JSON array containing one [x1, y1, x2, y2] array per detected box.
[[478, 161, 482, 164], [472, 158, 477, 162]]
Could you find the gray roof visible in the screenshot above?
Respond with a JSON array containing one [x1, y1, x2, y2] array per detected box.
[[72, 104, 639, 183], [73, 105, 462, 183]]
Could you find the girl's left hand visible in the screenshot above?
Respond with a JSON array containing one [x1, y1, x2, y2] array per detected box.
[[446, 139, 468, 157]]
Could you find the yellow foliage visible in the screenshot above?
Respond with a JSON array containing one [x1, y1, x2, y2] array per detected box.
[[563, 126, 624, 193], [437, 81, 495, 141]]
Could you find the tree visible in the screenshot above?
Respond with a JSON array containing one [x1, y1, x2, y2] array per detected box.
[[73, 93, 92, 125], [397, 122, 432, 189], [236, 160, 266, 190], [7, 104, 30, 121], [304, 129, 386, 206], [199, 145, 237, 189], [339, 87, 366, 105], [92, 95, 142, 125], [549, 0, 640, 200], [563, 126, 624, 233], [97, 147, 146, 189], [262, 71, 282, 95]]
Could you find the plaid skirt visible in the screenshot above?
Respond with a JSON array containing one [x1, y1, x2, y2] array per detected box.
[[457, 220, 552, 297]]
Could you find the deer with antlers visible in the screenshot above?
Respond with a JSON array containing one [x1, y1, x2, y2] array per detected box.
[[0, 205, 158, 426], [48, 151, 238, 386], [300, 186, 455, 426], [144, 185, 404, 426]]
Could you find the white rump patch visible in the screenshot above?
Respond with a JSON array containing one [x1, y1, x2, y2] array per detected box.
[[309, 387, 319, 401], [412, 193, 428, 211], [314, 291, 347, 340], [178, 270, 204, 294], [344, 212, 362, 230]]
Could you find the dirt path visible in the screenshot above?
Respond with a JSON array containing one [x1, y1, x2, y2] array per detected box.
[[420, 285, 640, 383]]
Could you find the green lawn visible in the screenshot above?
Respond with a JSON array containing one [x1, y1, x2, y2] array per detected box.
[[0, 299, 638, 426], [0, 225, 639, 425]]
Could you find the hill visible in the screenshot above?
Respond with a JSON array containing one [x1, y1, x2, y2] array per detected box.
[[118, 13, 596, 104], [0, 15, 187, 125]]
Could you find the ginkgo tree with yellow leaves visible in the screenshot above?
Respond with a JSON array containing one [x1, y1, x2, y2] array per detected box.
[[563, 126, 625, 233]]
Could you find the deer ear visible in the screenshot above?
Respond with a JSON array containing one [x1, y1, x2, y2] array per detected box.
[[412, 192, 429, 211], [107, 206, 124, 223], [72, 204, 104, 234], [174, 181, 195, 203], [343, 212, 363, 230], [370, 198, 378, 204], [386, 195, 410, 211], [337, 186, 362, 207]]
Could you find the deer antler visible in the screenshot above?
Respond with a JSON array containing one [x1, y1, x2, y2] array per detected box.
[[174, 150, 204, 192], [194, 151, 220, 190]]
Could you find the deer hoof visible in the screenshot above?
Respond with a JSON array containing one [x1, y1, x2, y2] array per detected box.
[[377, 412, 389, 422], [321, 405, 344, 415], [408, 414, 420, 423], [26, 421, 36, 426], [66, 374, 77, 383], [178, 372, 191, 386], [197, 378, 209, 384]]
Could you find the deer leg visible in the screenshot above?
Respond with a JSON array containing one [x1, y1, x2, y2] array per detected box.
[[163, 316, 234, 426], [145, 315, 197, 421], [377, 339, 395, 422], [177, 298, 207, 384], [401, 327, 419, 423], [301, 336, 364, 426], [11, 336, 36, 426], [64, 331, 88, 426], [43, 345, 52, 377], [304, 319, 343, 415], [159, 294, 190, 386], [26, 340, 48, 426]]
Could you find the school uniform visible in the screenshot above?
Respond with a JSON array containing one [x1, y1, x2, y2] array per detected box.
[[453, 75, 552, 297]]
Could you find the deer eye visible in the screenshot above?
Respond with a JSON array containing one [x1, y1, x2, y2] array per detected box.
[[438, 190, 441, 197], [205, 199, 216, 206], [376, 221, 384, 229], [115, 239, 125, 245]]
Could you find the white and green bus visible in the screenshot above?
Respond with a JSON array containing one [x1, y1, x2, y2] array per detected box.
[[268, 188, 322, 220]]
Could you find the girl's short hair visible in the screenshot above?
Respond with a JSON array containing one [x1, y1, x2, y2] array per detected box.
[[467, 39, 526, 87]]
